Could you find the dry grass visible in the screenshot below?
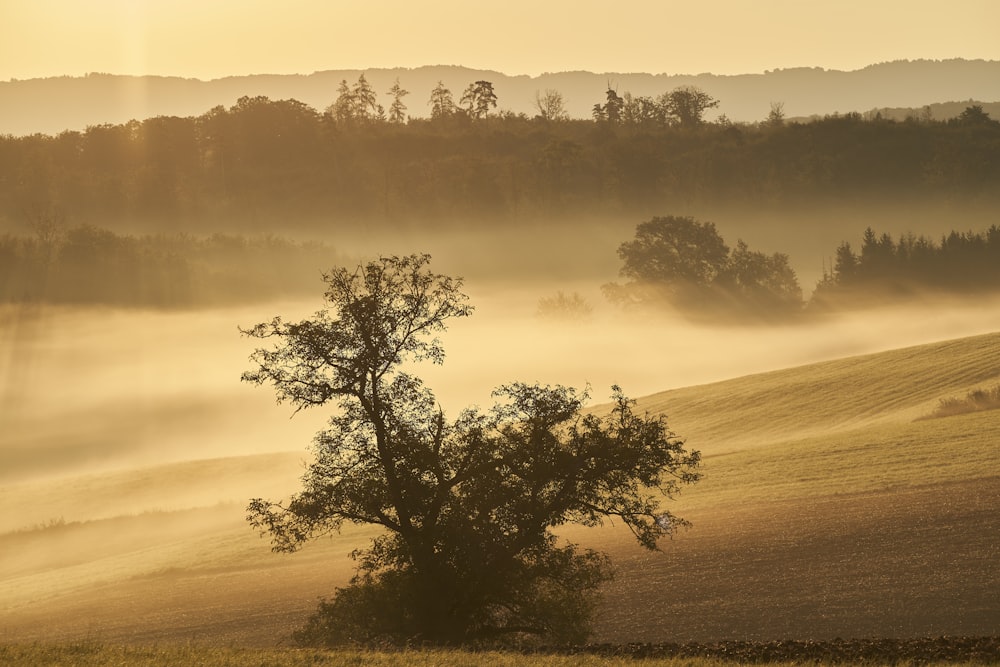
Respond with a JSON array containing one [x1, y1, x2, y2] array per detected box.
[[636, 331, 1000, 453], [0, 644, 687, 667], [923, 384, 1000, 420], [1, 642, 993, 666], [583, 334, 1000, 642], [1, 332, 998, 647]]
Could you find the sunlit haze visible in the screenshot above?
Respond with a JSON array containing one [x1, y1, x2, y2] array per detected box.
[[2, 0, 998, 80], [2, 0, 1000, 652]]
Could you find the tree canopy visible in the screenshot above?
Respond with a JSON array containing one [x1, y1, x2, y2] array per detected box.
[[662, 86, 720, 127], [3, 87, 997, 227], [242, 254, 701, 646], [811, 225, 1000, 307], [617, 216, 730, 287], [606, 216, 803, 318], [461, 80, 498, 119], [428, 80, 457, 119]]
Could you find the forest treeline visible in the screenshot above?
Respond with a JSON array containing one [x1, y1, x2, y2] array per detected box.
[[812, 225, 1000, 305], [600, 217, 1000, 321], [0, 226, 340, 306], [3, 222, 999, 311], [1, 81, 998, 228]]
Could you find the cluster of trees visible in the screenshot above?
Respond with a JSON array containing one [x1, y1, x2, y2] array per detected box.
[[6, 216, 1000, 314], [605, 216, 803, 319], [2, 81, 997, 228], [243, 255, 701, 645], [607, 216, 1000, 319], [593, 85, 720, 127], [328, 74, 503, 124], [813, 225, 1000, 304], [328, 74, 397, 124], [0, 223, 337, 306], [329, 74, 718, 128]]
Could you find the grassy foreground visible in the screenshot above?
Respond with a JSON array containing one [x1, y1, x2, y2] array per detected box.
[[0, 644, 717, 667], [3, 640, 999, 666], [2, 332, 997, 646]]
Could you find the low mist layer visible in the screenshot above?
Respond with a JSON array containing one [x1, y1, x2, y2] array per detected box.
[[4, 285, 1000, 487], [2, 321, 998, 645]]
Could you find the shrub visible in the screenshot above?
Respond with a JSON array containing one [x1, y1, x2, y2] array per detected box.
[[923, 384, 1000, 419]]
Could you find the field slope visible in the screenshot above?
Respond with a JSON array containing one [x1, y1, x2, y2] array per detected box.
[[1, 332, 998, 645]]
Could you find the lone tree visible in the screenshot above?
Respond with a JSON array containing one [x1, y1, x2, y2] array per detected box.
[[242, 254, 701, 646], [386, 78, 409, 124], [428, 81, 457, 120], [460, 80, 498, 119], [533, 89, 569, 122], [594, 85, 624, 124], [617, 216, 731, 289], [660, 86, 719, 127]]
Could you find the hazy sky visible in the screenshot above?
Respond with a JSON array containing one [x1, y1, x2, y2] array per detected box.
[[2, 0, 997, 81]]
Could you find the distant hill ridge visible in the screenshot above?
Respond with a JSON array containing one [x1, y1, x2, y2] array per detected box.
[[3, 59, 1000, 135]]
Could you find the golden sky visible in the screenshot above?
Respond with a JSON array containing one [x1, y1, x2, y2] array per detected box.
[[2, 0, 997, 80]]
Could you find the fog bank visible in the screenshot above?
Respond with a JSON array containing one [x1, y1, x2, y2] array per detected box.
[[3, 289, 999, 485]]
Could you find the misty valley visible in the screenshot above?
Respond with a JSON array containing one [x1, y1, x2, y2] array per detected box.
[[5, 267, 1000, 484], [3, 231, 999, 648], [1, 67, 999, 663]]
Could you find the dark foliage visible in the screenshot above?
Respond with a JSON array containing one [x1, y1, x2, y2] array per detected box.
[[242, 254, 700, 646], [812, 225, 1000, 307], [0, 224, 338, 306], [605, 215, 802, 319], [2, 97, 997, 228], [544, 636, 1000, 664]]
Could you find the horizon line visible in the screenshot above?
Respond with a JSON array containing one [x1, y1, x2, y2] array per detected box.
[[5, 57, 998, 85]]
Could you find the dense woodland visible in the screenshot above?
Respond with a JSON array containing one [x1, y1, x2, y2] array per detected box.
[[0, 227, 338, 306], [813, 225, 1000, 305], [1, 79, 999, 229], [2, 78, 999, 310], [3, 220, 999, 311]]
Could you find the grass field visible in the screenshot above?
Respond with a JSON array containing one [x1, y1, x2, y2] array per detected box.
[[3, 639, 999, 666], [1, 330, 998, 649]]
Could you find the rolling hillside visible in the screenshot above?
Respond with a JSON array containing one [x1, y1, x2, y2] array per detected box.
[[596, 332, 1000, 640], [1, 332, 997, 645]]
